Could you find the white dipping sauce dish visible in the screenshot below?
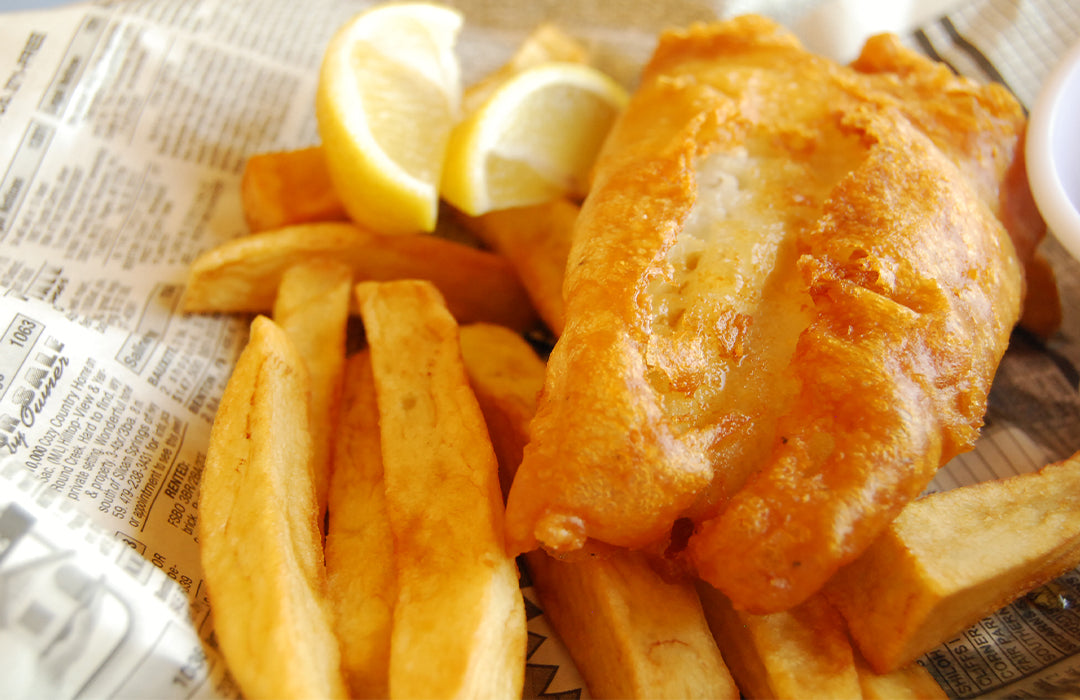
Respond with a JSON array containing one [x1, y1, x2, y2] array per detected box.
[[1027, 39, 1080, 261]]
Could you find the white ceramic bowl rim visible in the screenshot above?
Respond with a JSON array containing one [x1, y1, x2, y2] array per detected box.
[[1027, 39, 1080, 262]]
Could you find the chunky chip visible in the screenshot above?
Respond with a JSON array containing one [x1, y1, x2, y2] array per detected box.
[[457, 199, 578, 336], [530, 550, 739, 699], [325, 350, 396, 699], [183, 222, 538, 331], [696, 584, 946, 699], [826, 452, 1080, 673], [457, 322, 548, 498], [272, 259, 351, 525], [356, 281, 526, 700], [199, 315, 347, 700], [241, 146, 348, 232], [696, 586, 861, 700]]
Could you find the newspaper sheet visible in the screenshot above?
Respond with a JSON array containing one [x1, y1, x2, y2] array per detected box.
[[0, 0, 1077, 698]]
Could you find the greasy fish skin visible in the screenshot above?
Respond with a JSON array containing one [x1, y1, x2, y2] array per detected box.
[[503, 16, 1033, 613]]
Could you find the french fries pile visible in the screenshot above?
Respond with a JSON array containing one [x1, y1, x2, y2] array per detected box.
[[189, 9, 1080, 700]]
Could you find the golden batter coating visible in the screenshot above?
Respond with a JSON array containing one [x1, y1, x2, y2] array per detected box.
[[503, 15, 1035, 613]]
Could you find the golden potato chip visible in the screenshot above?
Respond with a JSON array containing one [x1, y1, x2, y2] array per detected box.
[[458, 198, 578, 336], [325, 351, 395, 699], [826, 453, 1080, 673], [355, 280, 526, 700], [241, 146, 348, 232], [199, 315, 347, 700], [273, 259, 351, 526], [696, 585, 861, 700], [183, 222, 539, 331], [530, 550, 739, 699], [457, 322, 547, 497]]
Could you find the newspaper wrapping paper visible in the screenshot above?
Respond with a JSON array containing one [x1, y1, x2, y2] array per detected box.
[[0, 0, 1077, 697]]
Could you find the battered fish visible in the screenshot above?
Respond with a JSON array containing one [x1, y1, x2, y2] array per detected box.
[[502, 16, 1037, 613]]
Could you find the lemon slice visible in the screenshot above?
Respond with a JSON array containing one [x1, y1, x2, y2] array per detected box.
[[316, 3, 462, 234], [441, 62, 629, 217]]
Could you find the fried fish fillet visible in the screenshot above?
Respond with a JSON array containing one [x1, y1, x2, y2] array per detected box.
[[503, 15, 1036, 613]]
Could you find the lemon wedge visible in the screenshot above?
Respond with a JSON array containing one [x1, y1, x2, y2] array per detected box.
[[316, 3, 462, 234], [441, 62, 629, 217]]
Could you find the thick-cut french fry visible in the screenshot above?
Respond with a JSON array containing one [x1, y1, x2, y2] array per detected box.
[[825, 453, 1080, 674], [458, 199, 578, 336], [241, 146, 348, 232], [273, 259, 351, 526], [530, 551, 740, 700], [457, 322, 546, 498], [355, 281, 526, 700], [183, 222, 538, 331], [199, 315, 347, 700], [325, 351, 395, 699], [853, 653, 946, 700], [457, 322, 738, 700], [696, 551, 945, 699], [695, 585, 861, 700]]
